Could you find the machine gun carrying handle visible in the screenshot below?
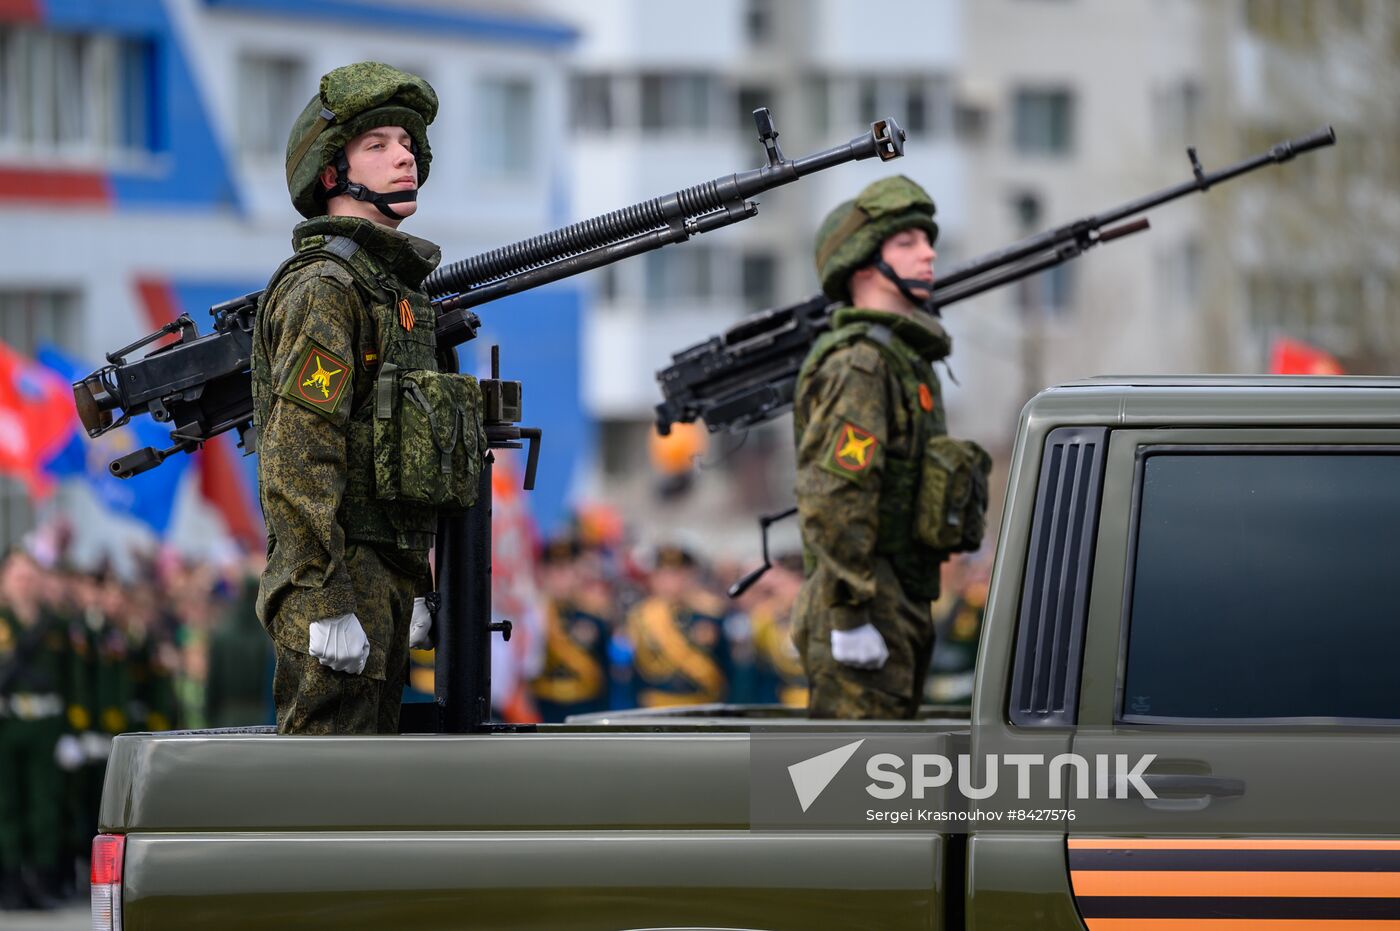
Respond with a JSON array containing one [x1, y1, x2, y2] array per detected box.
[[518, 427, 541, 491], [727, 505, 799, 599], [109, 440, 195, 479], [1098, 218, 1150, 243]]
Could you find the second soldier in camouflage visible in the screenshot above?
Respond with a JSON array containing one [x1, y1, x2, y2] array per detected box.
[[793, 175, 990, 720]]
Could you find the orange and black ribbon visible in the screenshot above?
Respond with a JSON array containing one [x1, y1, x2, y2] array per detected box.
[[1070, 837, 1400, 928], [398, 298, 415, 331]]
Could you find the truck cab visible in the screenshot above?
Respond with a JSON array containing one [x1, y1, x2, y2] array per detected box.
[[95, 376, 1400, 930]]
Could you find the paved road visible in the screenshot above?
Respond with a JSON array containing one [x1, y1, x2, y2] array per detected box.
[[0, 904, 89, 929]]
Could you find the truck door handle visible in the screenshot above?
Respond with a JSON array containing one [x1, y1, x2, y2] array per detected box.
[[1135, 774, 1245, 812], [1143, 774, 1245, 798]]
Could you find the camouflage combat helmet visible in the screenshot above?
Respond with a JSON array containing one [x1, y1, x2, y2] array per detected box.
[[285, 61, 438, 219], [814, 175, 938, 302]]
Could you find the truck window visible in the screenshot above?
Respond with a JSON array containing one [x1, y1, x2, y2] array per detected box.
[[1121, 450, 1400, 723]]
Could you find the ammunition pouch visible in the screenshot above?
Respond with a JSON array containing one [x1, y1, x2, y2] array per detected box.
[[914, 435, 992, 554], [373, 363, 486, 511]]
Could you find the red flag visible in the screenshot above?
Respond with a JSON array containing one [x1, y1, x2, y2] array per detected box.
[[195, 437, 266, 553], [1269, 337, 1344, 375], [0, 341, 78, 498]]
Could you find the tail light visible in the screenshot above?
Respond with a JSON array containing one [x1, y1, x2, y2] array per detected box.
[[91, 833, 125, 930]]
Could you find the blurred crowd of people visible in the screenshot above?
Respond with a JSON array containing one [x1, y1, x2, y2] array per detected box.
[[0, 511, 990, 912], [0, 539, 268, 911], [491, 525, 990, 723]]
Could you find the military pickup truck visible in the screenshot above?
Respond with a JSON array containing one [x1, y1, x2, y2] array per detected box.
[[92, 376, 1400, 930]]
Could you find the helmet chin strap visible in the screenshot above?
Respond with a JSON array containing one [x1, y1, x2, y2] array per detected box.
[[345, 183, 417, 220], [874, 259, 938, 315], [328, 150, 419, 220]]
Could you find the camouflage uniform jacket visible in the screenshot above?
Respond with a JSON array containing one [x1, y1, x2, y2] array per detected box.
[[252, 215, 442, 656], [792, 306, 952, 628]]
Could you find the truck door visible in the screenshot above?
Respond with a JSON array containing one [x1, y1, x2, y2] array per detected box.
[[1068, 428, 1400, 927]]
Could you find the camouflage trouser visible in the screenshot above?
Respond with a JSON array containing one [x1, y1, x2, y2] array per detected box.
[[794, 559, 935, 720], [273, 543, 424, 735]]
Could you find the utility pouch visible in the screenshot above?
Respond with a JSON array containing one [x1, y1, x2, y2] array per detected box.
[[914, 436, 993, 553], [373, 363, 486, 510]]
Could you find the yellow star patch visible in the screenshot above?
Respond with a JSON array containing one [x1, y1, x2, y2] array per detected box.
[[822, 421, 880, 481], [279, 338, 351, 417]]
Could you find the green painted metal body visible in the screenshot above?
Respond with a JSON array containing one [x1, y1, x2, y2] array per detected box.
[[101, 376, 1400, 929]]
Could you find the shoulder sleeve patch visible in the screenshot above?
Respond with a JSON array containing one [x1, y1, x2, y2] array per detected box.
[[278, 338, 352, 417], [820, 420, 881, 482]]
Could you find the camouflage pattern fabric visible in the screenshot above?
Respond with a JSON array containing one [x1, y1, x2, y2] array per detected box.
[[286, 61, 438, 219], [792, 306, 952, 720], [272, 543, 422, 735], [814, 175, 938, 302], [253, 215, 443, 735]]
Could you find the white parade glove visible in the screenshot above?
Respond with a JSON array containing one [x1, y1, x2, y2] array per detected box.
[[80, 731, 111, 762], [55, 734, 85, 772], [830, 623, 890, 670], [309, 613, 371, 675], [409, 596, 434, 650]]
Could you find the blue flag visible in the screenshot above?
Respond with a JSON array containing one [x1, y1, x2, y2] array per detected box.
[[38, 346, 191, 536]]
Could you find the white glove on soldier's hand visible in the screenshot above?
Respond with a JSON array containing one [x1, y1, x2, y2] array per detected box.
[[830, 623, 890, 670], [409, 596, 434, 650], [309, 613, 370, 675], [54, 734, 85, 772]]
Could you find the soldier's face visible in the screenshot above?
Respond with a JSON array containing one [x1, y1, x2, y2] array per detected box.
[[879, 228, 937, 293], [322, 125, 419, 222]]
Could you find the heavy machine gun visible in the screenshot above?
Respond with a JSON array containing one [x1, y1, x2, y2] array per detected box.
[[654, 126, 1337, 438], [71, 109, 907, 732]]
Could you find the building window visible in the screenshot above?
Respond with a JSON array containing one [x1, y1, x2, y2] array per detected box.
[[806, 74, 829, 138], [740, 251, 778, 310], [0, 26, 156, 160], [1017, 265, 1073, 314], [954, 98, 989, 144], [736, 84, 774, 133], [644, 246, 714, 305], [1154, 79, 1201, 145], [745, 0, 776, 45], [1244, 0, 1322, 45], [1012, 87, 1075, 155], [476, 77, 535, 179], [570, 73, 613, 132], [640, 73, 714, 132], [849, 75, 947, 139], [237, 53, 304, 159]]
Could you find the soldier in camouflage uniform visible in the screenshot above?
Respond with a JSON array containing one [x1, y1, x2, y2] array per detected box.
[[252, 61, 486, 735], [793, 176, 990, 720]]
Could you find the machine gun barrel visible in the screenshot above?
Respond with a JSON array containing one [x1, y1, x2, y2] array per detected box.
[[656, 126, 1338, 435], [427, 110, 904, 319], [932, 126, 1335, 300], [77, 108, 900, 477]]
